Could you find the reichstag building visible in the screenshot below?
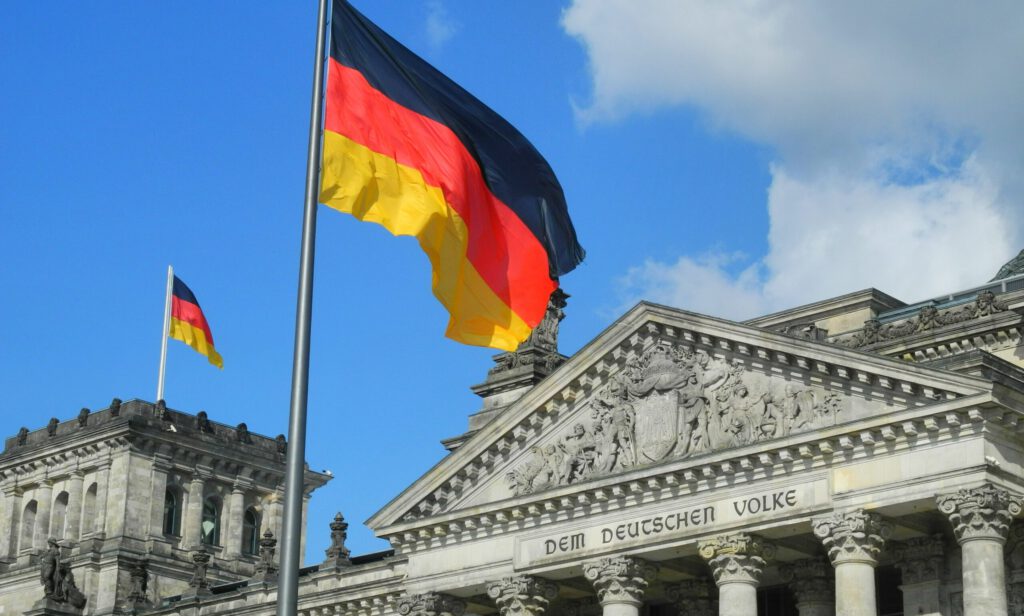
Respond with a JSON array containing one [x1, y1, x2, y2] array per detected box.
[[5, 252, 1024, 616]]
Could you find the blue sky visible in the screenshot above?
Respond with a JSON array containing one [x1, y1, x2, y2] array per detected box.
[[2, 1, 1022, 560]]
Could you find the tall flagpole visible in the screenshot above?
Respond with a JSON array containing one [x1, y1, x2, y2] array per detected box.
[[156, 264, 173, 402], [279, 0, 330, 614]]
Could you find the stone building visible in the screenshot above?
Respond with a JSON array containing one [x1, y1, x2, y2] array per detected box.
[[5, 254, 1024, 616]]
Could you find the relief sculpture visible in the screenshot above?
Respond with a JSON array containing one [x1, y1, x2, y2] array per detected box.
[[507, 342, 843, 495]]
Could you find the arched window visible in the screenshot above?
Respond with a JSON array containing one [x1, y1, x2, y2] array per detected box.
[[200, 496, 221, 546], [20, 500, 37, 552], [50, 491, 69, 539], [81, 483, 97, 536], [163, 488, 182, 536], [242, 507, 260, 555]]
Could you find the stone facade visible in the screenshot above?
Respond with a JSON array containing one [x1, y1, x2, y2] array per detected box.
[[6, 264, 1024, 616]]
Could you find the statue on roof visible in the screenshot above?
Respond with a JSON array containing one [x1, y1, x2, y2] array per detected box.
[[992, 249, 1024, 281]]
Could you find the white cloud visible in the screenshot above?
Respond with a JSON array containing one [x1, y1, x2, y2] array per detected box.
[[425, 1, 457, 51], [564, 1, 1024, 316]]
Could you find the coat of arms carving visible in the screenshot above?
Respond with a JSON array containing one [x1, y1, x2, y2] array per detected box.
[[507, 341, 844, 495]]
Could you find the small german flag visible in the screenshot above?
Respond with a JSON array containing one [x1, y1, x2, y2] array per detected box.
[[319, 0, 585, 351], [169, 276, 223, 368]]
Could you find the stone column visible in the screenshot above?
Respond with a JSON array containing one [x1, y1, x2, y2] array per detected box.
[[779, 557, 833, 616], [698, 534, 773, 616], [33, 480, 54, 550], [299, 493, 310, 565], [664, 578, 716, 616], [148, 460, 171, 539], [937, 484, 1023, 616], [396, 592, 467, 616], [893, 535, 945, 616], [64, 471, 85, 541], [487, 575, 559, 616], [0, 486, 22, 560], [93, 461, 111, 537], [225, 485, 246, 558], [812, 510, 891, 616], [183, 474, 206, 548], [583, 555, 658, 616]]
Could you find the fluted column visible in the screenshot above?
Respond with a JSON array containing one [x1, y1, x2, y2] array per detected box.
[[893, 535, 945, 616], [487, 575, 559, 616], [779, 558, 833, 616], [699, 533, 773, 616], [583, 556, 658, 616], [664, 578, 716, 616], [396, 592, 467, 616], [64, 471, 85, 541], [937, 484, 1023, 616], [812, 510, 891, 616], [183, 474, 206, 548], [225, 485, 246, 558], [33, 480, 54, 550]]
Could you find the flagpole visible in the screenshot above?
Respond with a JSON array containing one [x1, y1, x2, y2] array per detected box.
[[156, 264, 173, 402], [278, 0, 330, 613]]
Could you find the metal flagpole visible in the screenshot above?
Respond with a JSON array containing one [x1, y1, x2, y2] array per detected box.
[[156, 264, 173, 402], [278, 0, 330, 614]]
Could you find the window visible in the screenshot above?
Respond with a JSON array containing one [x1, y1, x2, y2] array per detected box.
[[50, 492, 69, 539], [162, 488, 182, 536], [81, 483, 97, 536], [200, 497, 221, 546], [20, 500, 37, 552], [242, 507, 260, 555]]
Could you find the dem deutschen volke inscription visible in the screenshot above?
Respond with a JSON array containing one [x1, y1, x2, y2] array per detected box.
[[515, 479, 829, 567]]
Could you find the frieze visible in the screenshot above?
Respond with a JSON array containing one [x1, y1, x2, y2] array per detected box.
[[507, 342, 843, 496], [834, 290, 1011, 349]]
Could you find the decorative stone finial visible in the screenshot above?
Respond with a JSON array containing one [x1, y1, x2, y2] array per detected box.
[[396, 593, 466, 616], [276, 434, 287, 454], [488, 289, 569, 377], [324, 512, 351, 566], [937, 484, 1023, 543], [487, 575, 559, 616], [196, 411, 214, 433], [698, 533, 775, 586], [254, 531, 278, 580], [582, 555, 658, 606], [187, 547, 212, 596], [77, 408, 90, 427], [236, 422, 251, 443], [17, 427, 28, 446], [812, 510, 891, 565], [47, 418, 59, 437], [109, 397, 122, 416]]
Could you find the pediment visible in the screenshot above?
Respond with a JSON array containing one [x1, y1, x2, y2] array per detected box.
[[367, 302, 991, 533]]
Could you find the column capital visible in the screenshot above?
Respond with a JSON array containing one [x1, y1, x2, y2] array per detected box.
[[812, 510, 891, 566], [582, 555, 658, 606], [486, 575, 558, 616], [892, 534, 945, 584], [779, 557, 833, 605], [396, 593, 466, 616], [937, 484, 1023, 544], [664, 578, 715, 616], [698, 533, 774, 586], [68, 470, 85, 480]]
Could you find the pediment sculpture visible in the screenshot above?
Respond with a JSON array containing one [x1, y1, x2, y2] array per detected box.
[[507, 341, 842, 496]]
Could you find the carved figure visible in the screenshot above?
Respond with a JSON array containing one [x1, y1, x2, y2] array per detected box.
[[109, 397, 122, 416], [276, 434, 287, 454], [237, 423, 251, 443], [47, 418, 59, 437], [40, 538, 63, 599], [77, 408, 90, 427], [556, 423, 597, 483], [196, 411, 214, 433], [17, 427, 28, 446]]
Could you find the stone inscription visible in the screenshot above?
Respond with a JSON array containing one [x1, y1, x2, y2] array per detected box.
[[516, 481, 827, 567]]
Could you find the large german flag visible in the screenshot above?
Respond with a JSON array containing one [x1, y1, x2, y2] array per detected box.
[[169, 276, 223, 369], [319, 0, 585, 351]]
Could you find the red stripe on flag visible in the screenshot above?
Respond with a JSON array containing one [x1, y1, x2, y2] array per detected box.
[[171, 296, 216, 347], [323, 58, 555, 326]]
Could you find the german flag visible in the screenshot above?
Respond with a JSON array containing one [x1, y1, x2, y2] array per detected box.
[[319, 0, 585, 351], [169, 276, 223, 369]]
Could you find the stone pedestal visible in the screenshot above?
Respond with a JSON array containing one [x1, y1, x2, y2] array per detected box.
[[894, 535, 946, 616], [24, 597, 84, 616], [583, 556, 658, 616], [812, 510, 891, 616], [699, 533, 773, 616], [938, 484, 1023, 616], [487, 575, 559, 616], [779, 557, 833, 616]]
